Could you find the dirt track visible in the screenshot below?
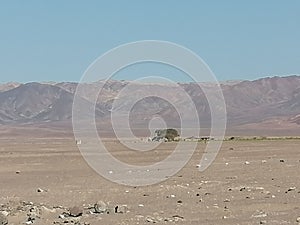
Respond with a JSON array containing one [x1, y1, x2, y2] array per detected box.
[[0, 138, 300, 224]]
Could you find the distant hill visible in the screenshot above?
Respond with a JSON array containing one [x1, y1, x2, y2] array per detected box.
[[0, 75, 299, 136]]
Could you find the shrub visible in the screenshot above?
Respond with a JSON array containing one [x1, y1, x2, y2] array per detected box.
[[155, 128, 179, 141]]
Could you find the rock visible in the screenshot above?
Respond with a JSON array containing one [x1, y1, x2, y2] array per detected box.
[[245, 161, 250, 165], [0, 214, 8, 225], [16, 170, 21, 174], [288, 187, 296, 192], [296, 217, 300, 222], [37, 188, 45, 193], [94, 201, 107, 214], [114, 205, 128, 214], [69, 206, 83, 217], [280, 159, 285, 163], [240, 187, 246, 191], [173, 215, 184, 220], [260, 220, 267, 224]]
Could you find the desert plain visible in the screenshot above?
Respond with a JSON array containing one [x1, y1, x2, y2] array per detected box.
[[0, 137, 300, 225]]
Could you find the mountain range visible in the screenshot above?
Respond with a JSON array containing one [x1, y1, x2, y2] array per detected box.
[[0, 75, 299, 137]]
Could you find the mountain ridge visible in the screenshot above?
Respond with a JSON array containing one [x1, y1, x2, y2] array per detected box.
[[0, 75, 299, 136]]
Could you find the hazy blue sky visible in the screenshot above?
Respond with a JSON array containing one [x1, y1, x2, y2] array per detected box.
[[0, 1, 299, 83]]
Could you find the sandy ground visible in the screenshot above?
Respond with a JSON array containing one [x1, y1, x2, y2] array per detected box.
[[0, 138, 300, 224]]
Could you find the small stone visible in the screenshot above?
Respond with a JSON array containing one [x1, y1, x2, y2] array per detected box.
[[245, 161, 250, 165], [172, 215, 184, 221], [280, 159, 285, 163], [37, 188, 44, 193], [296, 217, 300, 222], [240, 187, 246, 191], [105, 207, 113, 215], [115, 205, 128, 214], [260, 220, 267, 224], [288, 187, 296, 192], [69, 206, 82, 217], [16, 170, 21, 174], [166, 194, 176, 198]]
